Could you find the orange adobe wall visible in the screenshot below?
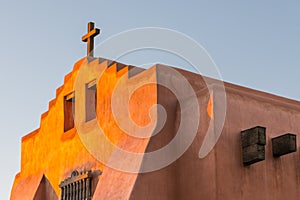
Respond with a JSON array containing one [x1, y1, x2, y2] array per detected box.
[[11, 57, 300, 200], [10, 57, 157, 199]]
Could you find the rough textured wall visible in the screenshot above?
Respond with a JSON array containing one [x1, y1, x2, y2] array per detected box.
[[130, 69, 300, 200], [11, 57, 300, 200], [11, 57, 157, 199]]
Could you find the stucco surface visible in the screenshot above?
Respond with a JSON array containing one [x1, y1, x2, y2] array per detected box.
[[11, 57, 300, 200], [11, 57, 157, 199]]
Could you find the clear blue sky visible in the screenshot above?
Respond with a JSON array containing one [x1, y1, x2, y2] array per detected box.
[[1, 1, 300, 199]]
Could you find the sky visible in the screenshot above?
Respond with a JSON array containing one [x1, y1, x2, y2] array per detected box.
[[1, 1, 300, 199]]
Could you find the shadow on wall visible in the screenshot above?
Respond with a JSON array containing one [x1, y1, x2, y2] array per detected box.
[[34, 175, 58, 200]]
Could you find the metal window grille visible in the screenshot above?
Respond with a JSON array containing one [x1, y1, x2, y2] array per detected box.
[[59, 170, 92, 200]]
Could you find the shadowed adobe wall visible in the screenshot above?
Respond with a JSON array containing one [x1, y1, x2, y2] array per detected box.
[[130, 69, 300, 200]]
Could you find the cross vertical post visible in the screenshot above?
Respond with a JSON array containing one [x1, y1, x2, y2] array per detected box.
[[82, 22, 100, 57]]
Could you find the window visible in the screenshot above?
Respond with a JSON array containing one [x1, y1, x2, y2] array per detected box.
[[85, 80, 97, 122], [59, 170, 92, 200], [64, 92, 75, 132]]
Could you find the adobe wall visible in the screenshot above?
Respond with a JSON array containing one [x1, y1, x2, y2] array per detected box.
[[11, 57, 300, 200], [11, 58, 157, 199], [131, 68, 300, 200]]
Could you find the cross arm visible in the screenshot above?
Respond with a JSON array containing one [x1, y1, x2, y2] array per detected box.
[[82, 28, 100, 42]]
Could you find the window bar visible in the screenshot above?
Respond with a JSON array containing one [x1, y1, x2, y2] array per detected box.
[[73, 183, 76, 199], [65, 186, 68, 200], [79, 180, 82, 200], [61, 187, 64, 200], [64, 186, 67, 200], [86, 177, 90, 200], [74, 183, 76, 200], [68, 185, 70, 200], [76, 181, 79, 200], [69, 187, 71, 200], [77, 180, 80, 200], [78, 181, 80, 200], [83, 178, 86, 199]]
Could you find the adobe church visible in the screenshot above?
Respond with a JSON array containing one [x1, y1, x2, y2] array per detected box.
[[10, 23, 300, 200]]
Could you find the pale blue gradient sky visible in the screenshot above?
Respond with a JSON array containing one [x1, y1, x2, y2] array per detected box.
[[1, 1, 300, 199]]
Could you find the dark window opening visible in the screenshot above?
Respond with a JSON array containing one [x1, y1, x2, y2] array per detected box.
[[64, 92, 75, 132], [85, 80, 97, 122]]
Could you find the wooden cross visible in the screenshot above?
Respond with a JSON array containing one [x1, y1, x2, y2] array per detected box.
[[82, 22, 100, 57]]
